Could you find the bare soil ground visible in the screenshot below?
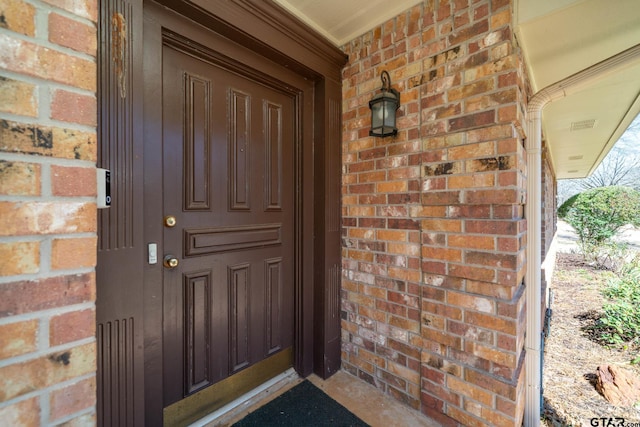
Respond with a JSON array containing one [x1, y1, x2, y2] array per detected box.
[[542, 252, 640, 426]]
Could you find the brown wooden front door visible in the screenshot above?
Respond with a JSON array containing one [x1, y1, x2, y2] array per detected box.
[[148, 6, 298, 425]]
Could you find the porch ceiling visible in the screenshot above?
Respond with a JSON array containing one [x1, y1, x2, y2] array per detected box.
[[274, 0, 640, 179], [515, 0, 640, 179]]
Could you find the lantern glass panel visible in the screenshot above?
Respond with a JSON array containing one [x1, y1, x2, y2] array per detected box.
[[372, 101, 383, 128], [383, 101, 395, 127]]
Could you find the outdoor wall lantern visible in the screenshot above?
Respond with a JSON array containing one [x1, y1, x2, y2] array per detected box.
[[369, 70, 400, 137]]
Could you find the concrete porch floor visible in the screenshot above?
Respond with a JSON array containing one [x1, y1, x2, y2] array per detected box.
[[196, 370, 441, 427]]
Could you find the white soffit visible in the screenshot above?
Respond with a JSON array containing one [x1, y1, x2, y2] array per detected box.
[[273, 0, 423, 46], [517, 0, 640, 91], [516, 0, 640, 178], [543, 62, 640, 179]]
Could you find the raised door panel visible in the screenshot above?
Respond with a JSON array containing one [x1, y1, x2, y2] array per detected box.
[[183, 74, 211, 211]]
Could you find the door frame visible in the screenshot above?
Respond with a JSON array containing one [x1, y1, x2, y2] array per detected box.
[[98, 0, 346, 424], [138, 0, 347, 425]]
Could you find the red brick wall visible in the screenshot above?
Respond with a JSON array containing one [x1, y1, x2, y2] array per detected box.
[[541, 141, 556, 259], [0, 0, 98, 424], [540, 140, 556, 335], [341, 1, 529, 425]]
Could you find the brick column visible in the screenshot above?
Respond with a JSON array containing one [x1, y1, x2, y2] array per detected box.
[[0, 0, 98, 424], [341, 1, 529, 425]]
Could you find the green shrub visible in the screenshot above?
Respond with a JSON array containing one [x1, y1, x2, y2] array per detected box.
[[595, 258, 640, 348], [563, 186, 640, 265], [557, 193, 580, 219]]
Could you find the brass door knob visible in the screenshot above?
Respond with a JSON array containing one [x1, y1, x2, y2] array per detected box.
[[164, 215, 177, 227], [163, 255, 179, 268]]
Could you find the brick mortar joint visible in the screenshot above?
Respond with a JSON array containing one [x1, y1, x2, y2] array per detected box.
[[0, 335, 95, 369], [0, 266, 95, 285], [0, 300, 95, 326], [0, 28, 96, 63], [0, 69, 97, 99], [0, 114, 98, 135], [0, 152, 97, 168], [31, 0, 98, 25], [46, 8, 97, 29], [0, 196, 97, 204], [0, 372, 97, 411], [47, 405, 96, 426], [4, 120, 98, 140]]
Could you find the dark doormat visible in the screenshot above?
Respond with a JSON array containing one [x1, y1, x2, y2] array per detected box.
[[232, 380, 370, 426]]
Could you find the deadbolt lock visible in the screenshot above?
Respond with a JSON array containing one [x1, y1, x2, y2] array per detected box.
[[164, 215, 177, 227], [163, 255, 179, 269]]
